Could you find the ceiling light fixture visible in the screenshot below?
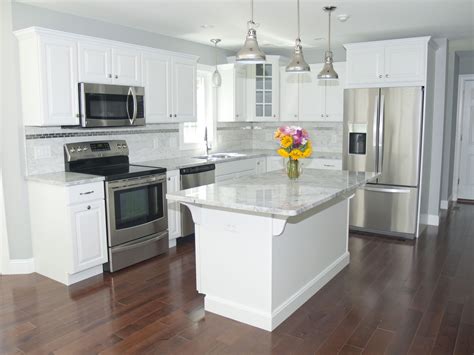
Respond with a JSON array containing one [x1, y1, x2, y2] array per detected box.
[[317, 6, 339, 80], [286, 0, 310, 73], [236, 0, 266, 64], [337, 14, 350, 22], [210, 39, 222, 87]]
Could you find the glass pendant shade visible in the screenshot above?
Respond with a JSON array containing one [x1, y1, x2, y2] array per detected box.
[[286, 41, 310, 72], [317, 51, 338, 79], [236, 21, 266, 63], [212, 69, 222, 87]]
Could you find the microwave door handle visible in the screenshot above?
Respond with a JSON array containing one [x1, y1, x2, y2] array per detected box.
[[126, 87, 132, 123], [130, 87, 138, 124]]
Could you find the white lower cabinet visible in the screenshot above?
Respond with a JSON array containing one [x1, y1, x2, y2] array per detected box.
[[267, 157, 342, 172], [28, 181, 108, 285], [266, 156, 286, 172], [166, 170, 181, 246], [215, 158, 263, 182]]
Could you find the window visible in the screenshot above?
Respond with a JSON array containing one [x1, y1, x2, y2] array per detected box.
[[180, 68, 215, 150]]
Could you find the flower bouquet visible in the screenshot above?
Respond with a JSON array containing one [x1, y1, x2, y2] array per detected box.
[[274, 125, 312, 179]]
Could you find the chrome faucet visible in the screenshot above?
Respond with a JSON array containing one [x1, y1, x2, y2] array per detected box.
[[204, 126, 212, 155]]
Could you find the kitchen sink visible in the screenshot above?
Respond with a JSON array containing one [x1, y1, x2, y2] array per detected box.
[[194, 153, 247, 160]]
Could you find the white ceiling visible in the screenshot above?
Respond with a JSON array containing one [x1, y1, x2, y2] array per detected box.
[[16, 0, 474, 51]]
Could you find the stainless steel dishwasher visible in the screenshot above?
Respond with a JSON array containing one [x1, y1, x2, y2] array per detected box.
[[180, 164, 215, 237]]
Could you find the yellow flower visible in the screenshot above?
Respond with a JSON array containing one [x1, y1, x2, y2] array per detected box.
[[289, 149, 303, 160], [277, 148, 289, 158], [280, 135, 293, 149], [274, 130, 282, 139], [303, 141, 312, 158]]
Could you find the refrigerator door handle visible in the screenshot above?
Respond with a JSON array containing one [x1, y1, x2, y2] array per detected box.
[[373, 95, 379, 170], [378, 94, 385, 174], [362, 186, 411, 194]]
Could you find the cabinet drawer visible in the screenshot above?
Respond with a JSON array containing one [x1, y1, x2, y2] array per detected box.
[[313, 159, 342, 170], [215, 159, 256, 176], [67, 182, 104, 205]]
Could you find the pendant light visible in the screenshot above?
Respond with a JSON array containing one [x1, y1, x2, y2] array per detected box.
[[236, 0, 266, 63], [286, 0, 310, 73], [210, 39, 222, 87], [317, 6, 338, 80]]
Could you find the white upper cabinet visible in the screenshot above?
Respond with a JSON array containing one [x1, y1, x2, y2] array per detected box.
[[172, 57, 197, 122], [78, 42, 112, 84], [280, 62, 345, 122], [217, 64, 247, 122], [16, 29, 79, 126], [78, 42, 142, 86], [143, 52, 171, 123], [345, 37, 431, 88]]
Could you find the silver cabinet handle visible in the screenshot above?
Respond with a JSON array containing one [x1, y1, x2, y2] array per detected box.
[[323, 164, 335, 167], [115, 75, 118, 79], [80, 190, 94, 195], [108, 74, 112, 78], [385, 74, 389, 78], [87, 205, 91, 210], [321, 114, 324, 117], [379, 74, 382, 78], [362, 187, 410, 194], [174, 114, 177, 117], [169, 114, 172, 118], [76, 113, 80, 118], [325, 114, 329, 117]]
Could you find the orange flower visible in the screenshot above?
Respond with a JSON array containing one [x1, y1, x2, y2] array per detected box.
[[289, 149, 303, 160]]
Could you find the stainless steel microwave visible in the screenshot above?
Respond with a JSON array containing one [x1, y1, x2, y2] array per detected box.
[[79, 83, 145, 128]]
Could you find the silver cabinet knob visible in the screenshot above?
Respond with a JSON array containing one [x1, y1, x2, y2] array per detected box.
[[379, 74, 382, 78], [294, 114, 297, 117], [321, 114, 324, 117], [76, 113, 80, 118], [87, 205, 91, 210], [108, 74, 112, 78], [174, 114, 177, 117], [169, 114, 172, 118], [385, 74, 389, 78], [115, 75, 118, 79], [326, 114, 329, 117]]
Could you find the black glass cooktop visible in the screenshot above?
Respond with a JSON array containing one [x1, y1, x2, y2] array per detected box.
[[76, 164, 166, 181]]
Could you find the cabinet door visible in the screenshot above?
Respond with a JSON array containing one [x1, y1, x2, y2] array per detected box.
[[143, 52, 171, 123], [323, 62, 345, 122], [172, 57, 197, 122], [280, 68, 299, 121], [255, 63, 276, 120], [112, 47, 142, 86], [384, 43, 425, 84], [235, 68, 247, 121], [299, 69, 324, 121], [266, 157, 286, 172], [69, 200, 107, 273], [346, 47, 384, 86], [40, 35, 80, 126], [256, 157, 266, 174], [78, 42, 112, 84], [166, 171, 181, 240]]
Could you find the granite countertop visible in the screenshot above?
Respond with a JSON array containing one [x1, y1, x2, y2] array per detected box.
[[26, 172, 105, 186], [167, 169, 379, 217], [135, 150, 342, 171]]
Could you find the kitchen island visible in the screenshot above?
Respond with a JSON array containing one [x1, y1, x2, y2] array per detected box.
[[167, 169, 379, 331]]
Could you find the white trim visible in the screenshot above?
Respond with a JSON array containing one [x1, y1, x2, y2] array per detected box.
[[3, 258, 35, 275], [440, 200, 449, 210], [420, 213, 440, 226], [204, 252, 350, 331], [452, 74, 474, 201]]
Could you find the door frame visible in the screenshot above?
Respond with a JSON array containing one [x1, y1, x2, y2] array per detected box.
[[452, 74, 474, 201]]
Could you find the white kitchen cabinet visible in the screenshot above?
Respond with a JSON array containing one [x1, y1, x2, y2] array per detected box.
[[256, 157, 267, 174], [266, 156, 286, 172], [301, 159, 342, 170], [78, 41, 142, 86], [215, 158, 262, 181], [143, 52, 171, 123], [172, 57, 197, 122], [28, 180, 108, 286], [16, 29, 80, 126], [280, 62, 345, 122], [166, 170, 181, 246], [217, 64, 247, 122], [345, 37, 431, 88]]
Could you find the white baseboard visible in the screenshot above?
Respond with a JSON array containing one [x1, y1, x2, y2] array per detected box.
[[205, 252, 350, 331], [440, 200, 449, 210], [168, 238, 177, 248], [420, 213, 440, 226], [3, 258, 35, 275]]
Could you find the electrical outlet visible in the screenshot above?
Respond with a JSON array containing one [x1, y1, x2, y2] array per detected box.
[[33, 145, 51, 159]]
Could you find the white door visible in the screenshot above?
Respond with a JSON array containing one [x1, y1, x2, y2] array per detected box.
[[172, 57, 197, 122], [143, 52, 171, 123], [458, 80, 474, 200], [69, 200, 108, 273], [78, 42, 112, 84], [299, 68, 324, 121], [384, 43, 425, 84], [112, 47, 142, 86], [280, 68, 299, 121], [166, 171, 181, 240], [324, 62, 345, 122], [235, 68, 247, 121], [40, 35, 79, 126], [346, 47, 384, 86]]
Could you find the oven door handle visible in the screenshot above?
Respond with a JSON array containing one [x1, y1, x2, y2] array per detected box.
[[108, 176, 166, 190]]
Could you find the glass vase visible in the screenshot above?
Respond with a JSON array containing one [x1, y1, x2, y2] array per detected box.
[[286, 158, 301, 180]]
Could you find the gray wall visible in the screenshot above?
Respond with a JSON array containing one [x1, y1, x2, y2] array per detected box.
[[11, 2, 233, 65]]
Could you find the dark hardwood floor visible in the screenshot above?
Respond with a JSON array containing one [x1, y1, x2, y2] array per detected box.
[[1, 203, 473, 354]]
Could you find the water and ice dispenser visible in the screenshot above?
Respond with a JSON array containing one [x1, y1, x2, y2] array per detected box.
[[348, 124, 367, 155]]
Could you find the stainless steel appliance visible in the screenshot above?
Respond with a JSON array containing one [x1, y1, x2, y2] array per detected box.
[[343, 87, 424, 239], [180, 164, 215, 237], [65, 140, 168, 271], [79, 83, 145, 128]]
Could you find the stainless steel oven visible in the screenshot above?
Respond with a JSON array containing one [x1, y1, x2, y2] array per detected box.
[[79, 83, 145, 127]]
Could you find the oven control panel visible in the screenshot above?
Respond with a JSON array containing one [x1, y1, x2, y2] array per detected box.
[[64, 140, 129, 162]]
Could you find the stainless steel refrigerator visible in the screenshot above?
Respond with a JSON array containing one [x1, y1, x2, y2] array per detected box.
[[343, 87, 424, 239]]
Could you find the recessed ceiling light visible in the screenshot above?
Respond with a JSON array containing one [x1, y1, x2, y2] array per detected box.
[[200, 24, 215, 29], [337, 14, 350, 22], [313, 37, 324, 41]]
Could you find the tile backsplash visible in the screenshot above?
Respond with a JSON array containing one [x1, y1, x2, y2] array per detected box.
[[24, 121, 342, 175]]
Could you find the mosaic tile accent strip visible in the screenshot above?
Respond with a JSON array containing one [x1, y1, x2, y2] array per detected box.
[[26, 128, 179, 140]]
